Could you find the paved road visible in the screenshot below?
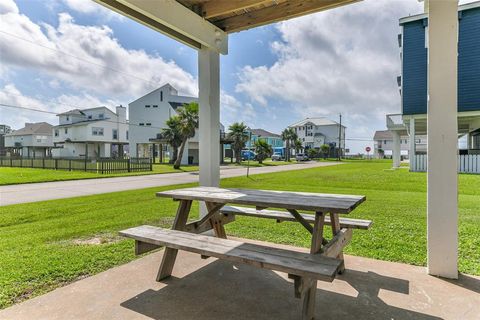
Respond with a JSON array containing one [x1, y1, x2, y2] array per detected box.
[[0, 162, 340, 206]]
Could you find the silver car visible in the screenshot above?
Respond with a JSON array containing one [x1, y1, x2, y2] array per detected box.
[[295, 153, 309, 161]]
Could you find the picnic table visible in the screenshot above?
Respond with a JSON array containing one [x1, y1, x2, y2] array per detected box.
[[120, 187, 369, 320]]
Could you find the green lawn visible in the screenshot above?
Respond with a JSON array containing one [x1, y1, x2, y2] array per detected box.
[[0, 161, 479, 309], [0, 164, 199, 185]]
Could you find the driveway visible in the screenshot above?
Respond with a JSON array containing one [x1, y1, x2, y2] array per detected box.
[[0, 162, 340, 206]]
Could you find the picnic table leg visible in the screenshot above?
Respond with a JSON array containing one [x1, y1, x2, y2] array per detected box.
[[302, 212, 325, 320], [330, 212, 345, 274], [205, 201, 227, 239], [156, 199, 192, 281]]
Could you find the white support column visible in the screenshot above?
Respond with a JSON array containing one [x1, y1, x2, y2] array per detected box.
[[466, 133, 472, 150], [198, 46, 220, 217], [427, 0, 458, 279], [409, 119, 416, 171], [392, 131, 401, 168]]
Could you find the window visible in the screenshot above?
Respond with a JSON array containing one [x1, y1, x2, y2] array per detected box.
[[153, 105, 158, 108], [384, 140, 387, 144], [112, 129, 118, 139], [55, 129, 59, 137], [66, 116, 69, 121], [146, 123, 152, 126], [92, 127, 104, 136], [160, 91, 163, 101], [88, 115, 92, 119], [64, 128, 68, 134], [126, 130, 129, 140], [99, 113, 104, 119], [145, 105, 151, 108], [139, 123, 144, 126]]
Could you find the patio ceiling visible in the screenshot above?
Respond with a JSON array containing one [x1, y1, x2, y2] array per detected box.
[[94, 0, 361, 54]]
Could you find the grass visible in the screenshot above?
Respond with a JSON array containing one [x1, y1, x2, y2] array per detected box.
[[224, 159, 293, 167], [0, 164, 199, 185], [0, 161, 478, 309]]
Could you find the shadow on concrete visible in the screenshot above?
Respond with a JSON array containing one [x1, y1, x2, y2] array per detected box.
[[121, 260, 442, 320], [442, 273, 480, 294]]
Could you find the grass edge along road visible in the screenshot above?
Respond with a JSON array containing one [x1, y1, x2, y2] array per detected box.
[[0, 161, 478, 309]]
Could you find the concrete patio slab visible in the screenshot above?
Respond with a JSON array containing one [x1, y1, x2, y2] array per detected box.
[[0, 239, 477, 320], [0, 161, 339, 206]]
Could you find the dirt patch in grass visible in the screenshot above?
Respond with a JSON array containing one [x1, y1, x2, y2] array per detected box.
[[70, 233, 123, 246]]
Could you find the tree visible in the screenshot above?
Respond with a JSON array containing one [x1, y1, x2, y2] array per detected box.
[[281, 128, 298, 161], [320, 144, 330, 159], [307, 148, 317, 159], [293, 139, 303, 154], [228, 122, 249, 164], [254, 139, 272, 164], [174, 102, 199, 169], [161, 116, 182, 164]]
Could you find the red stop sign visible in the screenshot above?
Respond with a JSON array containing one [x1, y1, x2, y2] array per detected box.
[[366, 146, 371, 152]]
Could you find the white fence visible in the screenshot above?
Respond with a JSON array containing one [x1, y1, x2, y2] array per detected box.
[[412, 154, 480, 174]]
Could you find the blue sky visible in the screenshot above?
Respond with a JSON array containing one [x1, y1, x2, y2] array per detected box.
[[2, 0, 464, 153]]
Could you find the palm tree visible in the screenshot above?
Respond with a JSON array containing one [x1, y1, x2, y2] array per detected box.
[[227, 122, 249, 164], [161, 116, 182, 164], [293, 139, 303, 154], [320, 144, 330, 160], [254, 139, 272, 164], [174, 102, 199, 169], [281, 128, 297, 161]]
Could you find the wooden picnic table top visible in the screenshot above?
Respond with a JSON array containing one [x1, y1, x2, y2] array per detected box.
[[156, 187, 366, 214]]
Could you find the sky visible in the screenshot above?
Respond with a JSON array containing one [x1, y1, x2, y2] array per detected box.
[[0, 0, 472, 153]]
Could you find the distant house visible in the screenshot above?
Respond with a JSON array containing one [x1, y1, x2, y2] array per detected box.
[[373, 130, 426, 158], [4, 122, 53, 157], [288, 117, 346, 157], [0, 124, 12, 156], [129, 83, 225, 165], [52, 106, 128, 158], [246, 129, 283, 149]]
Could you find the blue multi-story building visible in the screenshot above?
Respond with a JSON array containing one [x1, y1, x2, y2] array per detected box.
[[245, 129, 284, 149], [388, 1, 480, 171]]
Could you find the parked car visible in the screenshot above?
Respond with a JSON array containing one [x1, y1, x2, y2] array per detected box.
[[241, 150, 257, 161], [271, 152, 284, 161], [295, 153, 309, 161]]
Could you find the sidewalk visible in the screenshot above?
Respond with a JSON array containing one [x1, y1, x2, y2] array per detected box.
[[0, 162, 339, 206]]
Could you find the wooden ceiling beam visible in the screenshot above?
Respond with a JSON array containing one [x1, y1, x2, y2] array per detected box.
[[201, 0, 273, 19], [215, 0, 360, 33]]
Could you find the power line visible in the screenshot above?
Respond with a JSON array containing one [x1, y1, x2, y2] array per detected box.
[[0, 30, 162, 88]]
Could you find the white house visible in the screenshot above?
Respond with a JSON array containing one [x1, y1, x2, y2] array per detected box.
[[129, 83, 225, 165], [373, 130, 427, 158], [4, 122, 54, 157], [52, 106, 128, 158], [288, 117, 346, 156]]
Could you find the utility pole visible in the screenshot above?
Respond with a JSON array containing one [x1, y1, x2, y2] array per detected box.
[[338, 114, 342, 161]]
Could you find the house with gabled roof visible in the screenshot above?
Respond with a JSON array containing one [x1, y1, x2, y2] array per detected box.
[[4, 122, 54, 157], [51, 106, 128, 158], [288, 117, 346, 156]]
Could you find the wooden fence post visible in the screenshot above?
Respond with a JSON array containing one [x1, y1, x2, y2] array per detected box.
[[55, 158, 58, 170], [101, 160, 104, 174], [127, 159, 131, 172], [150, 157, 153, 171]]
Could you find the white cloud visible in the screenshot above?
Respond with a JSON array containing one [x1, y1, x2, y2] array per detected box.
[[0, 0, 18, 15], [221, 91, 256, 128], [0, 6, 197, 98], [236, 0, 423, 152], [62, 0, 124, 20]]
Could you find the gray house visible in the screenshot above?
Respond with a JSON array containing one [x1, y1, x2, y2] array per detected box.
[[4, 122, 54, 158]]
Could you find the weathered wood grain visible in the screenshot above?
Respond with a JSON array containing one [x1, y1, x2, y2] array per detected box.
[[120, 225, 342, 281], [157, 187, 366, 214], [220, 206, 372, 229]]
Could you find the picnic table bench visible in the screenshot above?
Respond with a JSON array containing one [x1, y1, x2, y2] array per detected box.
[[120, 187, 370, 320]]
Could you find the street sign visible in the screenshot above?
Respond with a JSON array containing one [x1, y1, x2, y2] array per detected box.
[[366, 146, 371, 152]]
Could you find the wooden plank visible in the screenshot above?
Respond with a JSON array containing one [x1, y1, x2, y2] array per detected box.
[[213, 0, 360, 33], [201, 0, 271, 19], [220, 206, 372, 229], [328, 213, 346, 274], [322, 228, 353, 259], [156, 199, 192, 281], [121, 225, 342, 281], [287, 209, 313, 234], [157, 187, 366, 214], [206, 201, 227, 239], [135, 241, 160, 255], [184, 213, 235, 234]]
